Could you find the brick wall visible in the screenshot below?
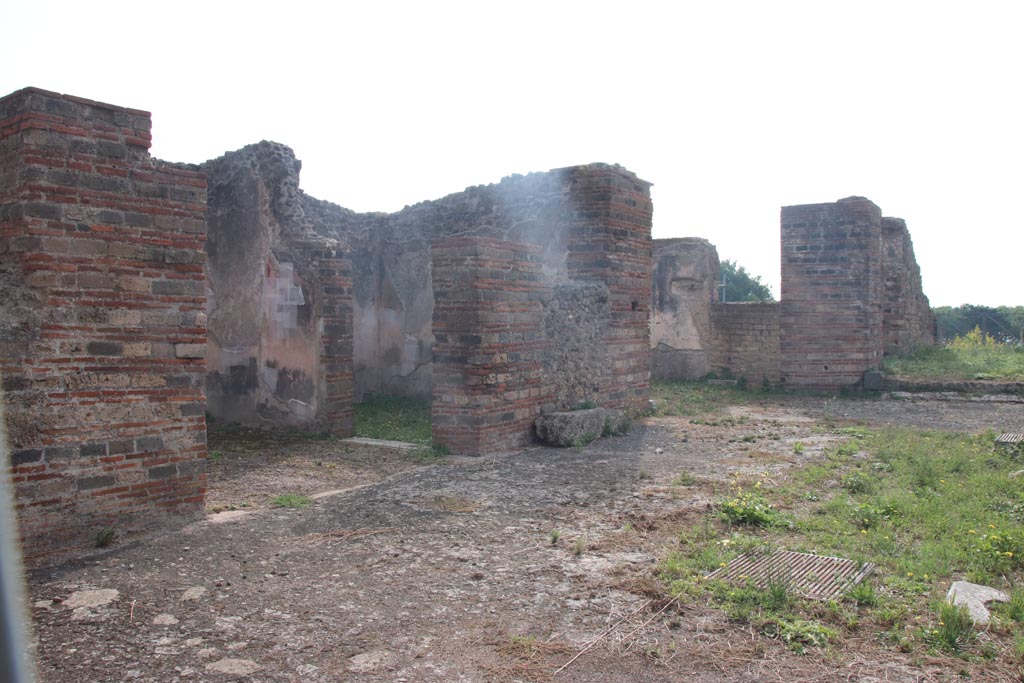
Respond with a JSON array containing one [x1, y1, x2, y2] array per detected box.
[[431, 238, 553, 455], [0, 88, 207, 557], [780, 197, 885, 390], [882, 217, 935, 355], [565, 166, 653, 412], [709, 302, 781, 385], [202, 144, 354, 434]]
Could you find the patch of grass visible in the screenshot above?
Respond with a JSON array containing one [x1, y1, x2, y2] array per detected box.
[[883, 329, 1024, 381], [650, 379, 752, 417], [671, 472, 698, 487], [602, 415, 632, 436], [763, 618, 836, 654], [271, 493, 313, 508], [208, 450, 223, 460], [792, 441, 806, 455], [660, 425, 1024, 663], [549, 529, 561, 545], [354, 394, 432, 446], [926, 602, 975, 655], [95, 527, 117, 548], [573, 432, 599, 450], [846, 580, 878, 607], [412, 443, 450, 463], [572, 536, 587, 557]]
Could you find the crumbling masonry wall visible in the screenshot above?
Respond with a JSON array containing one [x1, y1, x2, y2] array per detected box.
[[650, 238, 718, 379], [201, 149, 652, 452], [201, 144, 353, 434], [653, 197, 932, 390], [882, 217, 935, 355], [0, 88, 207, 556]]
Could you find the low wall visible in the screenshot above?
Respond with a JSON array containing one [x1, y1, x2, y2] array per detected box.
[[710, 302, 781, 385]]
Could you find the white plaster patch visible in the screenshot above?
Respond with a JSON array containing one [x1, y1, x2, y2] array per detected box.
[[205, 658, 262, 676], [63, 588, 119, 610], [181, 586, 206, 601], [348, 650, 395, 673]]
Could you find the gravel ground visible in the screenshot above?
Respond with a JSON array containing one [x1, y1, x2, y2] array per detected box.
[[22, 395, 1024, 683]]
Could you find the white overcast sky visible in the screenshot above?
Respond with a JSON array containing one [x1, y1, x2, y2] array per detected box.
[[3, 1, 1022, 307]]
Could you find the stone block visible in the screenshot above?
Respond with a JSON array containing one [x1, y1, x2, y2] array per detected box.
[[863, 370, 885, 391], [174, 343, 206, 359], [535, 408, 607, 448]]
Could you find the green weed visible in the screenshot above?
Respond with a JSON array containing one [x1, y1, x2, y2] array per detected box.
[[271, 493, 313, 508], [926, 602, 975, 655], [95, 527, 117, 548], [720, 483, 781, 527], [671, 472, 698, 487]]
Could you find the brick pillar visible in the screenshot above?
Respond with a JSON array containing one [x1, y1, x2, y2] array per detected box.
[[565, 165, 653, 412], [431, 237, 552, 455], [0, 88, 207, 556], [780, 197, 883, 390], [293, 239, 354, 436]]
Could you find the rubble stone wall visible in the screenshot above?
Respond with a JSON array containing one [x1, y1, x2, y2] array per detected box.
[[201, 144, 353, 434], [0, 88, 207, 556], [543, 282, 612, 409], [882, 217, 936, 355], [709, 302, 781, 386], [650, 238, 719, 379]]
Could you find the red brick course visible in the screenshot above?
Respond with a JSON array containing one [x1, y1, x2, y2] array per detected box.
[[1, 88, 207, 557]]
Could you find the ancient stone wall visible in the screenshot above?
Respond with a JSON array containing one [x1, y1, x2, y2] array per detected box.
[[779, 197, 886, 389], [543, 282, 612, 409], [431, 238, 553, 455], [424, 169, 653, 453], [201, 143, 354, 434], [882, 217, 935, 354], [709, 302, 781, 385], [0, 88, 207, 556], [564, 167, 654, 410], [650, 238, 718, 379]]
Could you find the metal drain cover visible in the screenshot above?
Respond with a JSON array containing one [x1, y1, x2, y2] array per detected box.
[[996, 433, 1024, 446], [706, 550, 875, 601]]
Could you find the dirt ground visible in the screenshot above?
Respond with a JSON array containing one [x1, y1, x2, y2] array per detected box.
[[23, 394, 1024, 683]]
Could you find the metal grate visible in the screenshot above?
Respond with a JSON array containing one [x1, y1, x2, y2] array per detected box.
[[706, 551, 875, 601], [996, 433, 1024, 446]]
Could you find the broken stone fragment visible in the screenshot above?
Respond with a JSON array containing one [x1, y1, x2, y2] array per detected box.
[[205, 658, 262, 676], [535, 408, 606, 447], [946, 580, 1009, 624], [63, 588, 119, 610]]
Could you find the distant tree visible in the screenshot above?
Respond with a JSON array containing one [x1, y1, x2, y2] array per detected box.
[[719, 260, 773, 302], [936, 304, 1017, 343], [998, 306, 1024, 342]]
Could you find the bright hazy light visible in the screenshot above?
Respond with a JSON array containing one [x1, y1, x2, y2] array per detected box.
[[3, 1, 1021, 306]]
